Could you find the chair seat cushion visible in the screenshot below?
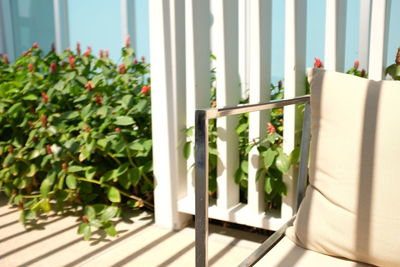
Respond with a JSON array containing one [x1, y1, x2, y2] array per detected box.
[[285, 69, 400, 266], [255, 236, 371, 267]]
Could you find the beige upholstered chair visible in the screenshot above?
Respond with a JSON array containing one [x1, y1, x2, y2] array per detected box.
[[195, 69, 400, 266]]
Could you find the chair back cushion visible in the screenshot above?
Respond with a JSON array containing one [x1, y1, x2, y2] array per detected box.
[[286, 69, 400, 266]]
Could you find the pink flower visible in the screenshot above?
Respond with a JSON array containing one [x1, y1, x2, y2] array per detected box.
[[49, 62, 57, 73], [141, 56, 146, 63], [2, 54, 8, 64], [267, 123, 276, 134], [141, 85, 150, 95], [28, 63, 34, 72], [105, 49, 109, 58], [69, 55, 75, 68], [314, 58, 323, 68], [41, 92, 49, 104], [133, 58, 138, 64], [125, 35, 131, 48], [115, 128, 120, 133], [353, 60, 359, 70], [119, 64, 126, 74], [83, 46, 91, 57], [32, 43, 39, 49], [99, 49, 104, 58], [85, 80, 93, 91]]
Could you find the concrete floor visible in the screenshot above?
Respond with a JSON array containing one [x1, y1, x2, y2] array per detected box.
[[0, 197, 267, 266]]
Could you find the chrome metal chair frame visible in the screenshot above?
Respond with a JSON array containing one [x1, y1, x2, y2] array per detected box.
[[195, 95, 311, 267]]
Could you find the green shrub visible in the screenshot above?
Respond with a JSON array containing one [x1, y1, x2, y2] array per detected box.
[[0, 43, 152, 239]]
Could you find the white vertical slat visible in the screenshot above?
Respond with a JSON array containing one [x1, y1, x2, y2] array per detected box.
[[283, 0, 307, 219], [247, 0, 272, 214], [324, 0, 347, 71], [368, 0, 391, 80], [120, 0, 136, 51], [238, 0, 250, 98], [359, 0, 372, 70], [214, 0, 240, 209], [0, 0, 15, 60], [151, 0, 191, 230], [53, 0, 70, 53], [186, 0, 211, 198]]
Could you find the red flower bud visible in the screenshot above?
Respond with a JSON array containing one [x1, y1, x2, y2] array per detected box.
[[278, 80, 282, 89], [133, 58, 138, 64], [115, 128, 120, 133], [2, 54, 8, 64], [66, 47, 71, 52], [40, 114, 47, 127], [267, 122, 276, 135], [111, 112, 116, 115], [360, 69, 366, 77], [95, 94, 103, 106], [353, 60, 359, 70], [62, 163, 68, 170], [105, 49, 109, 58], [76, 42, 81, 56], [28, 63, 34, 72], [83, 46, 91, 57], [32, 43, 39, 49], [41, 92, 49, 104], [46, 144, 53, 154], [99, 49, 104, 58], [119, 64, 126, 74], [140, 85, 150, 95], [69, 55, 75, 68], [49, 62, 57, 73], [141, 56, 146, 63], [125, 35, 131, 48], [314, 58, 323, 68], [85, 80, 93, 91], [18, 202, 24, 210], [27, 53, 32, 56], [82, 215, 89, 223], [22, 51, 27, 56], [84, 125, 90, 133]]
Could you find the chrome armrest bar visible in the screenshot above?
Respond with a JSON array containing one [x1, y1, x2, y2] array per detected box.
[[195, 95, 311, 267], [238, 216, 296, 267]]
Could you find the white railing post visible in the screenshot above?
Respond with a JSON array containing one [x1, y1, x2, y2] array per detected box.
[[53, 0, 69, 53], [214, 0, 240, 209], [359, 0, 372, 70], [324, 0, 347, 71], [247, 0, 272, 214], [185, 0, 211, 198], [120, 0, 136, 51], [150, 0, 191, 230], [0, 0, 15, 60], [368, 0, 391, 80], [283, 0, 307, 220], [238, 0, 250, 98]]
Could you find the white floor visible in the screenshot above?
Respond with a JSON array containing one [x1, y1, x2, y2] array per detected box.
[[0, 199, 266, 266]]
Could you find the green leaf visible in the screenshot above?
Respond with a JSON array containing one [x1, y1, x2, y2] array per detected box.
[[23, 94, 38, 101], [262, 149, 278, 169], [236, 123, 248, 134], [127, 168, 140, 186], [265, 176, 273, 194], [114, 116, 134, 126], [40, 198, 51, 212], [107, 187, 121, 203], [84, 206, 96, 220], [78, 222, 91, 240], [104, 223, 117, 237], [183, 142, 191, 159], [85, 167, 96, 180], [68, 166, 84, 172], [118, 173, 131, 190], [66, 175, 77, 189], [40, 178, 53, 197], [101, 206, 119, 221], [6, 103, 22, 116], [241, 160, 248, 174], [275, 153, 291, 174]]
